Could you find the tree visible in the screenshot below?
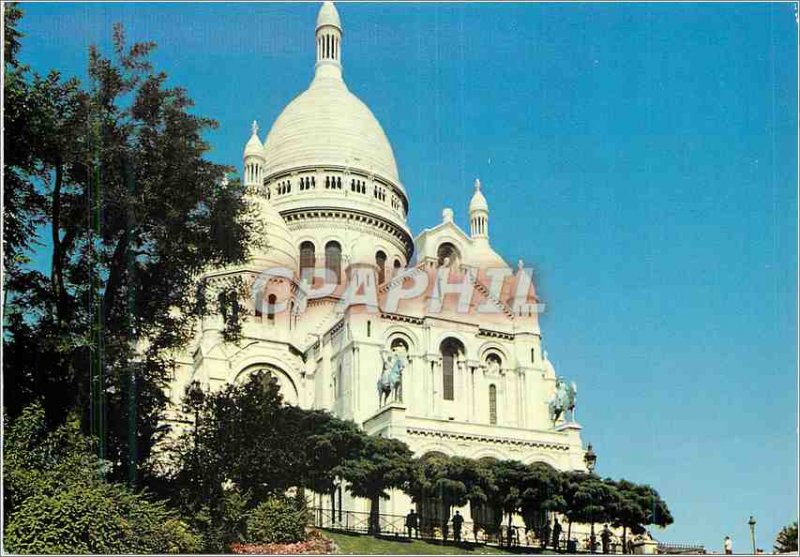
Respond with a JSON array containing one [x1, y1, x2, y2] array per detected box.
[[774, 521, 798, 554], [519, 462, 564, 542], [3, 10, 255, 483], [340, 435, 414, 535], [560, 472, 620, 551], [484, 460, 529, 545], [605, 479, 645, 553], [407, 454, 491, 541], [294, 408, 364, 520]]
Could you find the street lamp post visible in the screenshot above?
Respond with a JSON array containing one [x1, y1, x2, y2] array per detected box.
[[584, 443, 597, 473], [748, 516, 757, 554], [584, 444, 598, 553]]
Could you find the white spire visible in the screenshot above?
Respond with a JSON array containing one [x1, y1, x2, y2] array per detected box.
[[244, 120, 264, 158], [244, 120, 265, 189], [315, 2, 343, 80], [469, 178, 489, 239]]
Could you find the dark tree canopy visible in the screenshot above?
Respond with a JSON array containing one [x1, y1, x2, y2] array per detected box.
[[3, 7, 255, 482]]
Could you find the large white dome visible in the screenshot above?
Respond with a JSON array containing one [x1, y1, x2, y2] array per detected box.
[[263, 74, 399, 183]]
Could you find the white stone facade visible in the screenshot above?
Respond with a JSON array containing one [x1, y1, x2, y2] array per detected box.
[[168, 1, 589, 521]]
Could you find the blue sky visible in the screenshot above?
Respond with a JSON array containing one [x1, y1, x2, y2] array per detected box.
[[15, 1, 798, 551]]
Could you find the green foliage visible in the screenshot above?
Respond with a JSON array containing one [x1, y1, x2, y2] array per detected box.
[[3, 402, 102, 517], [246, 497, 309, 545], [169, 372, 365, 549], [5, 482, 201, 554], [3, 6, 254, 480], [775, 521, 798, 553], [3, 403, 201, 554], [340, 435, 414, 533]]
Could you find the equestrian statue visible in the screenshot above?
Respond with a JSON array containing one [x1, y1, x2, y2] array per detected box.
[[377, 348, 406, 407], [548, 376, 578, 425]]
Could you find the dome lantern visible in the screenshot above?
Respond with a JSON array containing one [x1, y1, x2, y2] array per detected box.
[[315, 2, 343, 80], [243, 120, 265, 189], [469, 178, 489, 239]]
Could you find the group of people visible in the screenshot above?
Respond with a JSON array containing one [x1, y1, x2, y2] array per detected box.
[[404, 510, 465, 542], [403, 510, 626, 553]]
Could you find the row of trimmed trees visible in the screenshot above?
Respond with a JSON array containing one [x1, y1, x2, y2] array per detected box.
[[170, 371, 672, 552]]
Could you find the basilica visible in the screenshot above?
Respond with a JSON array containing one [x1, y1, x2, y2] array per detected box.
[[168, 1, 591, 520]]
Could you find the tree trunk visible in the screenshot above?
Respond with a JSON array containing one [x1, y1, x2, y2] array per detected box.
[[369, 494, 380, 536], [567, 517, 572, 540], [330, 487, 337, 526], [622, 527, 627, 554]]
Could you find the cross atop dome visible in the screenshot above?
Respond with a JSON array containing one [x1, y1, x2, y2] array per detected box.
[[251, 119, 259, 136]]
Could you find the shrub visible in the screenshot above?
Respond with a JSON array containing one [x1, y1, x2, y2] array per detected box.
[[4, 470, 202, 554], [246, 497, 309, 545]]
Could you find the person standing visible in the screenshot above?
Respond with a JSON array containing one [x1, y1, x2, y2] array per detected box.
[[405, 509, 419, 539], [552, 518, 563, 551], [601, 525, 612, 554], [724, 535, 732, 555], [452, 511, 464, 543], [542, 520, 552, 549]]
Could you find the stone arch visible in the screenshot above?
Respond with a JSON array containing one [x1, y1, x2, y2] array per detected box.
[[470, 448, 507, 462], [413, 444, 456, 459], [523, 453, 561, 469], [433, 331, 470, 358], [232, 356, 302, 406], [477, 342, 510, 365], [234, 363, 299, 406], [383, 325, 420, 354], [436, 241, 461, 267]]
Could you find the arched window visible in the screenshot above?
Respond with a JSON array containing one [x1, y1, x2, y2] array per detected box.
[[267, 294, 276, 324], [300, 241, 315, 280], [367, 320, 371, 337], [325, 240, 342, 284], [440, 338, 464, 401], [489, 384, 497, 425], [393, 259, 402, 275], [531, 348, 536, 363], [437, 242, 460, 267], [375, 250, 387, 284]]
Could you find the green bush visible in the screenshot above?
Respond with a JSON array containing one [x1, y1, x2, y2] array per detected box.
[[246, 497, 309, 544], [4, 482, 202, 554]]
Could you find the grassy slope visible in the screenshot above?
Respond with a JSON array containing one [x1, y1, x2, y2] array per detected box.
[[324, 531, 522, 555]]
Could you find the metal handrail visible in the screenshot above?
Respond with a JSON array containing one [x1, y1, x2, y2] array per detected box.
[[309, 507, 579, 551]]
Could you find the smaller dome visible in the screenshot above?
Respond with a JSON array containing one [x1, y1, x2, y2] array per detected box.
[[244, 120, 265, 159], [248, 195, 298, 271], [316, 1, 341, 30], [469, 179, 488, 213]]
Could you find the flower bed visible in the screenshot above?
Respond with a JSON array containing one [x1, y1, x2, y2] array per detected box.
[[231, 530, 336, 555]]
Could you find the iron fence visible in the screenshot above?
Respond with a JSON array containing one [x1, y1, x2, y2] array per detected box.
[[308, 507, 603, 553]]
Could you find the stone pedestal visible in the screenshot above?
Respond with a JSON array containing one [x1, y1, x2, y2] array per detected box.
[[363, 402, 407, 440], [554, 421, 582, 432], [632, 540, 659, 555]]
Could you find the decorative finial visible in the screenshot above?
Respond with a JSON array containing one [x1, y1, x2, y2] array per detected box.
[[518, 259, 524, 271], [474, 178, 481, 191], [442, 208, 454, 223], [251, 120, 259, 136]]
